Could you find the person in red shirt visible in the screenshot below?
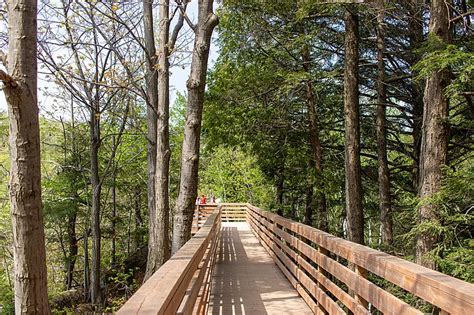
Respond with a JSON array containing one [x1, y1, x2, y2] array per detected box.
[[200, 194, 207, 204]]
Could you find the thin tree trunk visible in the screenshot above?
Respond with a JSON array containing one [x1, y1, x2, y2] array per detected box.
[[408, 0, 425, 191], [65, 211, 78, 290], [90, 96, 102, 304], [83, 228, 89, 301], [134, 186, 143, 249], [143, 0, 160, 281], [343, 7, 364, 245], [302, 45, 327, 231], [172, 1, 218, 253], [1, 0, 50, 312], [375, 0, 393, 246], [416, 0, 451, 269], [275, 172, 284, 216], [304, 183, 313, 225], [110, 150, 117, 267], [66, 97, 79, 291]]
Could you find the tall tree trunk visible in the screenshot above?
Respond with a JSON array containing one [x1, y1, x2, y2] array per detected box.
[[90, 96, 102, 304], [142, 0, 160, 281], [408, 0, 425, 191], [172, 1, 218, 253], [343, 7, 364, 245], [416, 0, 451, 269], [375, 0, 393, 246], [1, 0, 50, 312], [146, 0, 172, 280], [302, 45, 327, 231]]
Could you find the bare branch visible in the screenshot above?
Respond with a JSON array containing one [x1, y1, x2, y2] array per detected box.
[[176, 0, 195, 32]]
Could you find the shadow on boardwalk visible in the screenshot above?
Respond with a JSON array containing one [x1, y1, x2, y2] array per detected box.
[[208, 223, 312, 315]]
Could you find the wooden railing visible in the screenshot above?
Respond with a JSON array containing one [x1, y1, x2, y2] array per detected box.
[[118, 202, 474, 314], [118, 206, 221, 314], [246, 203, 474, 315], [191, 204, 218, 234], [191, 203, 246, 234], [220, 203, 247, 222]]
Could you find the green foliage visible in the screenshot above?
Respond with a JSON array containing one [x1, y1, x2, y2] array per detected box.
[[0, 114, 13, 314], [170, 93, 187, 204], [413, 35, 474, 97], [403, 161, 474, 281], [104, 268, 139, 312], [200, 146, 273, 207], [0, 272, 14, 314], [432, 162, 474, 281]]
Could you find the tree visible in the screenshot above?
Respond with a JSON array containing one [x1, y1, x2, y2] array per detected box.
[[343, 6, 364, 245], [0, 0, 50, 312], [416, 0, 451, 269], [141, 0, 160, 281], [172, 0, 219, 253], [375, 0, 392, 245], [39, 1, 132, 304]]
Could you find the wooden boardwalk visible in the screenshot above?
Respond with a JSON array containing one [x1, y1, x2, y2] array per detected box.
[[118, 203, 474, 314], [208, 222, 312, 315]]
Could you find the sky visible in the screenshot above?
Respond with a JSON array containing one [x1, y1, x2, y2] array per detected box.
[[0, 2, 219, 115]]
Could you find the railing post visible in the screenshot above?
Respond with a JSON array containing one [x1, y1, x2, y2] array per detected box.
[[354, 265, 369, 309], [317, 246, 330, 314]]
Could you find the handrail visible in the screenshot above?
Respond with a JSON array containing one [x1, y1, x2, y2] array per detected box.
[[246, 203, 474, 314], [191, 203, 246, 234], [117, 206, 221, 315], [191, 204, 219, 234]]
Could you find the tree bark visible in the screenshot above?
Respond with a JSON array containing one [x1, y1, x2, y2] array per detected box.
[[408, 0, 425, 191], [110, 152, 117, 267], [302, 45, 327, 231], [416, 0, 451, 269], [375, 0, 393, 246], [343, 7, 364, 245], [304, 183, 313, 226], [275, 171, 284, 216], [145, 0, 172, 280], [142, 0, 161, 281], [134, 186, 143, 248], [2, 0, 50, 313], [89, 95, 102, 305], [65, 211, 78, 290], [172, 0, 218, 253]]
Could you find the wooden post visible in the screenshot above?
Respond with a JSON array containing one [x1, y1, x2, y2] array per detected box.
[[318, 246, 330, 314], [354, 265, 369, 309]]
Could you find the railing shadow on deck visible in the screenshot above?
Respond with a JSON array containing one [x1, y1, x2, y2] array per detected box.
[[208, 226, 267, 314], [118, 203, 474, 315]]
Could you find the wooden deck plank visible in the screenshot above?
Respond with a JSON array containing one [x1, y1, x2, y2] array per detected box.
[[207, 222, 313, 315]]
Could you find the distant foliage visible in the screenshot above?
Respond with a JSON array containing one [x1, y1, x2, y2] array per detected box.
[[199, 146, 273, 208]]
